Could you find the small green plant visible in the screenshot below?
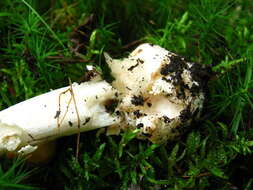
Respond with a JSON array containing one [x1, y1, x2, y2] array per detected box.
[[0, 158, 37, 190]]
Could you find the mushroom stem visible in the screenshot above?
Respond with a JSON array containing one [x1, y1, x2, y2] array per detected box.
[[0, 80, 120, 155]]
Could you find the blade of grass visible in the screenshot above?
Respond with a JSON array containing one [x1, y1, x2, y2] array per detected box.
[[20, 0, 66, 50]]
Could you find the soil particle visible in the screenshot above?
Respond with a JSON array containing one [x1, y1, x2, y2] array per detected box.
[[190, 83, 200, 96], [147, 102, 152, 107], [160, 55, 184, 76], [54, 111, 61, 119], [133, 110, 143, 118], [179, 106, 191, 123], [136, 123, 144, 129], [137, 58, 144, 64], [162, 77, 171, 83], [163, 116, 171, 123], [104, 99, 118, 113], [115, 110, 120, 115], [83, 117, 91, 125], [128, 62, 139, 71], [68, 121, 73, 127], [131, 95, 144, 106], [189, 63, 212, 87]]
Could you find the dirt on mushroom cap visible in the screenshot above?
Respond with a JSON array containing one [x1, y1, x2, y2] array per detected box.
[[106, 43, 206, 143]]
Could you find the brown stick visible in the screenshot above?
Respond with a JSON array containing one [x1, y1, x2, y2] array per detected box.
[[68, 78, 81, 160]]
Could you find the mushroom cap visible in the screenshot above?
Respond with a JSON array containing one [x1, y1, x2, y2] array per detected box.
[[105, 43, 205, 143]]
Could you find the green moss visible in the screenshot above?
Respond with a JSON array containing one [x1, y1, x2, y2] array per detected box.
[[0, 0, 253, 189]]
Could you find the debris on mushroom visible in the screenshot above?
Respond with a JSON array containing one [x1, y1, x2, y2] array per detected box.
[[105, 43, 205, 143], [0, 43, 207, 155]]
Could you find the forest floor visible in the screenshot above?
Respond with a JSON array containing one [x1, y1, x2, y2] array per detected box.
[[0, 0, 253, 189]]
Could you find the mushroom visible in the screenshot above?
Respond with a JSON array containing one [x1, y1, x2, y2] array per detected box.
[[0, 80, 121, 155], [0, 43, 206, 155], [105, 43, 205, 143]]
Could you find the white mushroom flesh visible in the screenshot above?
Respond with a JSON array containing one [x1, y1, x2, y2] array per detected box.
[[0, 81, 120, 154]]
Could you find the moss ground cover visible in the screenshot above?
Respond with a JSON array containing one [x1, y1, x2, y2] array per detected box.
[[0, 0, 252, 189]]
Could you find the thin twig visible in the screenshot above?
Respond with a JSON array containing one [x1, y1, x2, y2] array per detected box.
[[182, 172, 211, 178], [59, 95, 73, 127], [121, 39, 144, 50], [57, 89, 71, 128], [47, 55, 91, 63], [68, 78, 81, 160]]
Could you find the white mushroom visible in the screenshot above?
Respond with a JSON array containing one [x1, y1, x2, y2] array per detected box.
[[106, 43, 205, 143], [0, 80, 120, 154], [0, 43, 206, 155]]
